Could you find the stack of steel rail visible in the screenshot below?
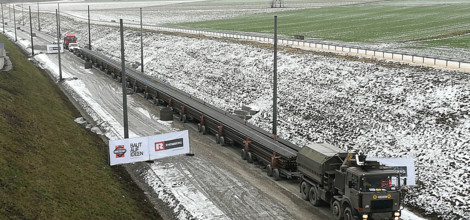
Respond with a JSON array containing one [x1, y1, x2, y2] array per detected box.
[[78, 48, 300, 175]]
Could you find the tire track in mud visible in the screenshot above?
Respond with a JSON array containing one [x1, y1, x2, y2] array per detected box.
[[169, 155, 292, 220]]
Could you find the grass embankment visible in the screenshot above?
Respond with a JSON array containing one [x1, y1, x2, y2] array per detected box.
[[177, 1, 470, 48], [0, 35, 161, 219]]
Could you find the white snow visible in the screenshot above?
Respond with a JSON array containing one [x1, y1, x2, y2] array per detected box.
[[3, 1, 470, 219], [148, 159, 229, 220]]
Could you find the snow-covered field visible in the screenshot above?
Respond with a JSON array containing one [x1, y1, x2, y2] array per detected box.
[[4, 1, 470, 219]]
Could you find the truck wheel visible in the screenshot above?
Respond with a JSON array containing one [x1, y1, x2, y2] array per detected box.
[[216, 134, 220, 144], [247, 152, 253, 163], [182, 115, 187, 123], [219, 136, 225, 146], [309, 186, 322, 206], [266, 164, 273, 177], [300, 181, 310, 201], [241, 149, 247, 160], [343, 207, 353, 220], [197, 123, 202, 132], [201, 125, 207, 135], [332, 200, 343, 220], [272, 168, 280, 181]]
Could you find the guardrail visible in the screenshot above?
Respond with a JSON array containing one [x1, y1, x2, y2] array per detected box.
[[5, 7, 469, 73], [152, 26, 470, 73]]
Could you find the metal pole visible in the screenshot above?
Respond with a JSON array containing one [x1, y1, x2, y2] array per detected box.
[[140, 7, 144, 73], [29, 6, 34, 56], [120, 19, 129, 139], [37, 2, 40, 31], [272, 16, 278, 136], [13, 5, 16, 41], [88, 5, 91, 50], [8, 3, 11, 21], [56, 9, 62, 81], [2, 4, 4, 33], [22, 2, 24, 26], [57, 3, 60, 38]]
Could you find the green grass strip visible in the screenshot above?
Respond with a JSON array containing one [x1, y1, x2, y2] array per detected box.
[[176, 2, 470, 45], [0, 35, 161, 219]]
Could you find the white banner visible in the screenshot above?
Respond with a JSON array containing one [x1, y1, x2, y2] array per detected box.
[[46, 44, 64, 54], [369, 157, 416, 186], [109, 130, 190, 166], [149, 130, 190, 160]]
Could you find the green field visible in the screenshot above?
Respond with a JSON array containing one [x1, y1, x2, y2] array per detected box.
[[176, 0, 470, 48], [0, 35, 161, 219]]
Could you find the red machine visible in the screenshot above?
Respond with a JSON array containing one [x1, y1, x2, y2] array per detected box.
[[63, 34, 77, 49]]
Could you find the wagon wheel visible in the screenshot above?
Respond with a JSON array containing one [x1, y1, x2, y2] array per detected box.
[[266, 164, 273, 177], [300, 181, 310, 201], [332, 200, 343, 220], [272, 168, 280, 181], [309, 185, 322, 206], [247, 152, 253, 163], [241, 149, 247, 160], [343, 207, 353, 220], [219, 136, 225, 146]]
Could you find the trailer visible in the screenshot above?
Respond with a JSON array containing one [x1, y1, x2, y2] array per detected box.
[[76, 48, 300, 180], [297, 142, 402, 220]]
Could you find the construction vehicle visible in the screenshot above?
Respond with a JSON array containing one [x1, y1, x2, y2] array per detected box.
[[297, 142, 402, 220], [63, 34, 77, 49]]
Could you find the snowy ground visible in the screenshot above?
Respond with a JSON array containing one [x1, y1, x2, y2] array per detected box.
[[3, 1, 470, 219]]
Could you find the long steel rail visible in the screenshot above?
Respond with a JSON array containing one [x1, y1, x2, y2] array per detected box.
[[78, 48, 300, 171]]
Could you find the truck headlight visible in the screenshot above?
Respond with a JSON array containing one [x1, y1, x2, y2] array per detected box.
[[394, 211, 401, 217], [362, 214, 368, 219]]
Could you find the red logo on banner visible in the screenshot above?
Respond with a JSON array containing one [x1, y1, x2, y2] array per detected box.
[[114, 145, 126, 158], [155, 142, 165, 151]]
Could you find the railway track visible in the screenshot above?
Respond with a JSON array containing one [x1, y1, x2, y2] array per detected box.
[[77, 48, 301, 180]]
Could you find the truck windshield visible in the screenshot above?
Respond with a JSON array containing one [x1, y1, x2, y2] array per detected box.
[[361, 175, 399, 192], [64, 37, 77, 41]]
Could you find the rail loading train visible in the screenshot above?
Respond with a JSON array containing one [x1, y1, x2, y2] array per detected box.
[[75, 48, 403, 220]]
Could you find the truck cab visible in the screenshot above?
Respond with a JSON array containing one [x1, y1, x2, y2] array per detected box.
[[63, 34, 77, 49], [340, 167, 402, 220]]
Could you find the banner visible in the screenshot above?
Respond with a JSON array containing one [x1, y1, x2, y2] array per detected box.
[[46, 44, 64, 54], [109, 130, 190, 166], [369, 157, 415, 186], [149, 130, 190, 160]]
